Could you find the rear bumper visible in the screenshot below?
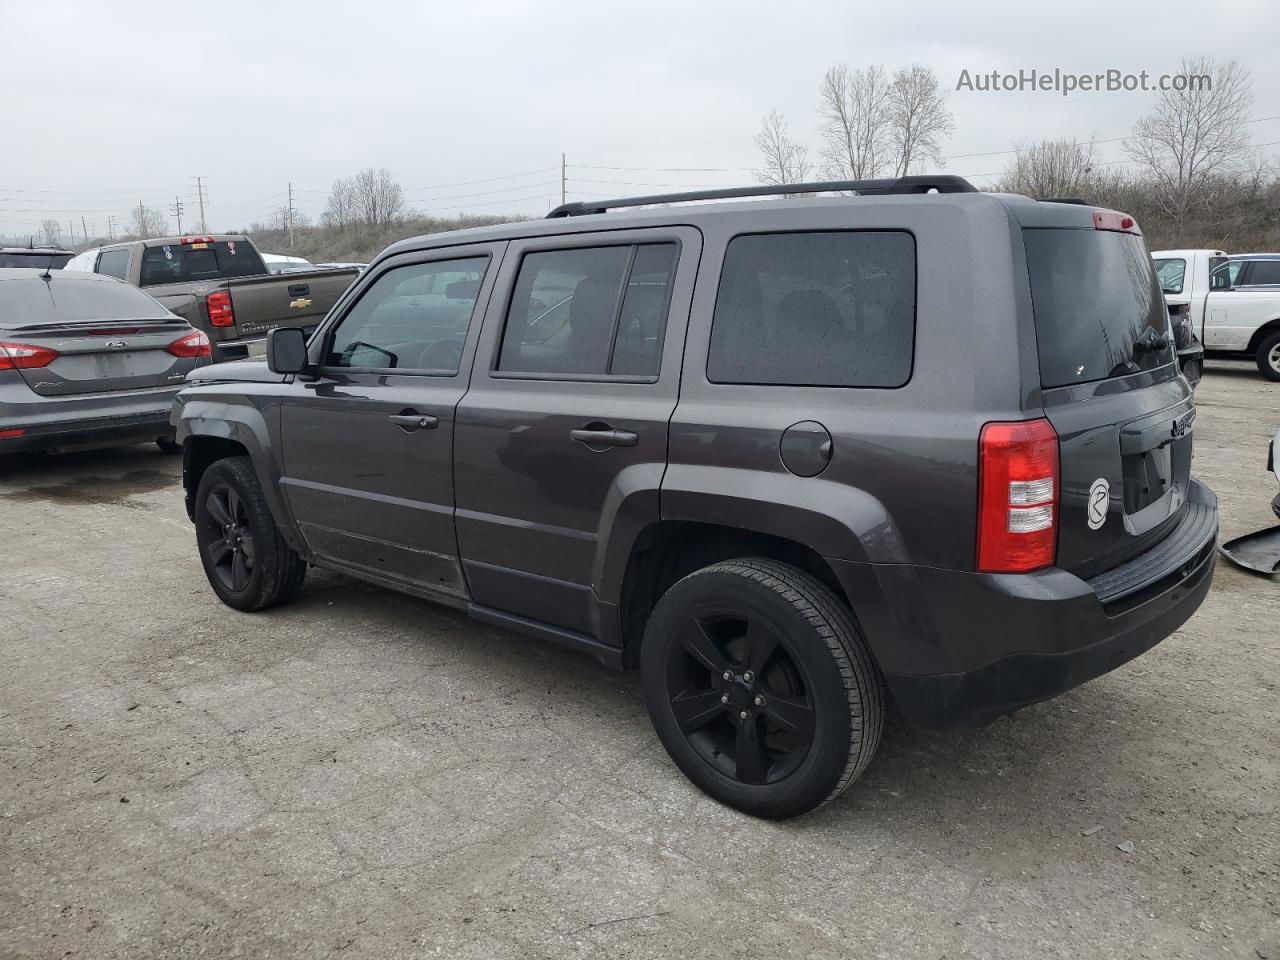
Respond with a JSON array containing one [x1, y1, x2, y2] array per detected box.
[[831, 480, 1218, 728], [0, 388, 178, 453]]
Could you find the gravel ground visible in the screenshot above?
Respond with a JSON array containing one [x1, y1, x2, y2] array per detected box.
[[1, 361, 1277, 960]]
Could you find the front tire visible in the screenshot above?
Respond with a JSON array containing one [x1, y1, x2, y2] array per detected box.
[[640, 558, 884, 818], [1255, 330, 1280, 382], [194, 456, 306, 611]]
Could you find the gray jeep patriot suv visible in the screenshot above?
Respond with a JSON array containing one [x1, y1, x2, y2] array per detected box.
[[174, 176, 1218, 818]]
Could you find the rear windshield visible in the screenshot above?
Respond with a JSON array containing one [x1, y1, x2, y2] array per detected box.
[[0, 276, 171, 326], [138, 240, 266, 287], [1024, 229, 1173, 388], [1153, 257, 1185, 294], [0, 252, 72, 269]]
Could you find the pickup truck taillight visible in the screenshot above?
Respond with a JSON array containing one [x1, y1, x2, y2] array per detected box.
[[0, 340, 59, 370], [167, 330, 211, 358], [976, 418, 1060, 573], [206, 291, 235, 327]]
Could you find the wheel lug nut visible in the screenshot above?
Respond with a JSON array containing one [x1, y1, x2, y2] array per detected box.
[[739, 710, 749, 720], [722, 670, 733, 681], [743, 671, 754, 683], [720, 694, 729, 704], [754, 695, 765, 706]]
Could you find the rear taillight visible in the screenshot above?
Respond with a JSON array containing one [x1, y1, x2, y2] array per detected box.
[[167, 330, 211, 358], [0, 340, 59, 370], [206, 291, 235, 327], [977, 418, 1060, 573]]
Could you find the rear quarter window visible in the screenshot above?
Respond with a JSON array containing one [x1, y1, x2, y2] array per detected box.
[[707, 231, 916, 388]]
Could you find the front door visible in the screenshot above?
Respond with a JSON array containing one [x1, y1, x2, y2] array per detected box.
[[454, 227, 700, 637], [278, 243, 503, 599]]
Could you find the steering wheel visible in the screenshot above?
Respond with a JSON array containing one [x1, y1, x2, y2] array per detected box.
[[417, 339, 463, 371]]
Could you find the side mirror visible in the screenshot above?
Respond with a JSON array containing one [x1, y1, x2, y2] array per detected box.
[[267, 327, 309, 375]]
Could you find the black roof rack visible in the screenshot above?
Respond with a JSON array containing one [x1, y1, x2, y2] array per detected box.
[[545, 175, 978, 218]]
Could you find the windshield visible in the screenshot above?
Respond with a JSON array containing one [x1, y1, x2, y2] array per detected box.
[[1024, 228, 1173, 388], [0, 276, 171, 326], [0, 252, 72, 269], [1153, 257, 1185, 294]]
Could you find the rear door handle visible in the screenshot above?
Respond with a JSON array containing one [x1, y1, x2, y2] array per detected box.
[[389, 413, 438, 431], [570, 427, 638, 448]]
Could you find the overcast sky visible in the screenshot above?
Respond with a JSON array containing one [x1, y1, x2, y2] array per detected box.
[[3, 0, 1278, 241]]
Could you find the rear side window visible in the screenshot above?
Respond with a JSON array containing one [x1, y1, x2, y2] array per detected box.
[[497, 243, 677, 378], [1024, 229, 1172, 388], [1153, 258, 1185, 294], [95, 249, 130, 280], [138, 240, 266, 286], [708, 231, 916, 388]]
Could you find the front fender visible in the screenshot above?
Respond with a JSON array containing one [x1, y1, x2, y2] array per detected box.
[[173, 390, 298, 549]]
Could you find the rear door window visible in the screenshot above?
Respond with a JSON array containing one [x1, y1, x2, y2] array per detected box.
[[708, 231, 916, 387], [1024, 228, 1173, 388], [1242, 260, 1280, 286], [497, 243, 677, 378], [138, 240, 266, 286]]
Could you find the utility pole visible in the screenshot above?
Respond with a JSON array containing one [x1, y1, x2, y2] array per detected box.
[[81, 216, 89, 244], [170, 197, 184, 235], [107, 215, 115, 240], [138, 200, 146, 238], [561, 153, 566, 206], [287, 181, 295, 250], [194, 176, 207, 232], [69, 220, 74, 245]]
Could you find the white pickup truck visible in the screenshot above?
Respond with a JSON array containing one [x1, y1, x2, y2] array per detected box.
[[1152, 249, 1280, 381]]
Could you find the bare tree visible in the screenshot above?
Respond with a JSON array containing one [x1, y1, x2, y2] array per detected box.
[[1125, 57, 1255, 238], [754, 110, 811, 187], [351, 167, 404, 227], [40, 219, 62, 246], [322, 177, 358, 229], [994, 138, 1099, 197], [257, 204, 312, 233], [818, 65, 893, 180], [130, 205, 165, 239], [887, 65, 953, 176]]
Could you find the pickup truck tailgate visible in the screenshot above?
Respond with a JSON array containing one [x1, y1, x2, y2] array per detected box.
[[227, 268, 359, 337]]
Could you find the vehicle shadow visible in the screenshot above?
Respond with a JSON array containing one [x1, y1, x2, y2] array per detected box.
[[0, 442, 180, 492]]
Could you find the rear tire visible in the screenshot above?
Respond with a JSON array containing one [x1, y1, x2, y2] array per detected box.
[[156, 436, 181, 455], [194, 456, 306, 611], [640, 558, 884, 819], [1256, 330, 1280, 382]]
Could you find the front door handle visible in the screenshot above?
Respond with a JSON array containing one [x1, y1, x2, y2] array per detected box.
[[570, 427, 638, 448], [389, 413, 438, 431]]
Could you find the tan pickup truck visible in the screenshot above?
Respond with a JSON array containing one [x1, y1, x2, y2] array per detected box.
[[64, 235, 359, 362]]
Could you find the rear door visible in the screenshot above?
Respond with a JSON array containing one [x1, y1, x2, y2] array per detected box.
[[0, 276, 199, 395], [453, 227, 697, 636], [277, 244, 501, 598], [1023, 223, 1194, 579]]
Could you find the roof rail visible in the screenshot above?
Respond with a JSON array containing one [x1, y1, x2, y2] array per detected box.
[[1041, 197, 1089, 205], [545, 175, 978, 218]]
